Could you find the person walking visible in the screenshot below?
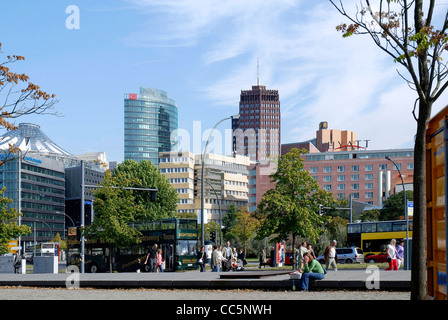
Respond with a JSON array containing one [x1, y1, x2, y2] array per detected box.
[[144, 243, 158, 272], [197, 246, 207, 272], [385, 239, 398, 271], [259, 249, 267, 268], [156, 249, 164, 272], [396, 239, 404, 269], [13, 251, 22, 274], [212, 245, 222, 272], [299, 252, 325, 291], [324, 240, 338, 271]]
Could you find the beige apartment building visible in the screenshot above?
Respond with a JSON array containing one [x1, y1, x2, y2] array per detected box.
[[159, 151, 250, 223]]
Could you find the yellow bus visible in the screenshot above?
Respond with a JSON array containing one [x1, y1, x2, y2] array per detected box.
[[346, 220, 412, 258]]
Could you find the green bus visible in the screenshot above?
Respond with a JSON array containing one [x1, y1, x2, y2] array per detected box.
[[67, 218, 199, 273]]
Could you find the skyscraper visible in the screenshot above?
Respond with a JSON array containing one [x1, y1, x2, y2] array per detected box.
[[124, 87, 178, 166], [232, 83, 281, 212], [232, 85, 281, 161]]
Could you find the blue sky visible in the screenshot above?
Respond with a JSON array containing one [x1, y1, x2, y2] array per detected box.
[[1, 0, 447, 162]]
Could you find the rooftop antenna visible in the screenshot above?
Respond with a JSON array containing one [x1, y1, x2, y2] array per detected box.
[[257, 57, 260, 86]]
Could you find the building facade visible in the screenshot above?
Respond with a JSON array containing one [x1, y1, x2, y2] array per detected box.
[[124, 87, 178, 166], [303, 148, 414, 207], [159, 151, 250, 223], [232, 84, 281, 212]]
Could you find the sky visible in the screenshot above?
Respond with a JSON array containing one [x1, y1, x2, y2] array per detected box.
[[1, 0, 447, 163]]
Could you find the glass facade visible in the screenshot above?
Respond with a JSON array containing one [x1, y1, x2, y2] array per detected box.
[[124, 87, 178, 166]]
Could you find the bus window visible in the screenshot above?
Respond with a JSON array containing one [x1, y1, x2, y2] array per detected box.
[[347, 224, 361, 234], [377, 222, 392, 232], [161, 220, 175, 230], [362, 223, 376, 233], [392, 221, 407, 232]]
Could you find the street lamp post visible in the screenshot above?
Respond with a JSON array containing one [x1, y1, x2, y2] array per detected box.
[[200, 114, 239, 246], [385, 156, 409, 270]]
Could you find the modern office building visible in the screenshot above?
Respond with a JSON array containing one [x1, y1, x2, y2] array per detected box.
[[0, 123, 106, 249], [159, 151, 250, 223], [232, 83, 281, 212], [0, 124, 71, 246], [232, 84, 281, 161], [124, 87, 178, 166]]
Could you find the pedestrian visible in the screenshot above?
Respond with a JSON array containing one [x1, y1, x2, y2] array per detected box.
[[135, 258, 145, 273], [144, 243, 158, 272], [269, 247, 275, 267], [222, 241, 233, 271], [299, 252, 325, 291], [156, 249, 164, 272], [385, 239, 398, 271], [197, 245, 207, 272], [297, 241, 308, 270], [212, 245, 222, 272], [259, 249, 267, 268], [324, 240, 338, 271], [396, 239, 404, 269], [307, 244, 316, 259], [13, 251, 22, 274], [238, 248, 247, 266]]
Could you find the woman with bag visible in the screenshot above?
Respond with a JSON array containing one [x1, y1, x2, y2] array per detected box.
[[197, 246, 207, 272], [385, 239, 398, 271]]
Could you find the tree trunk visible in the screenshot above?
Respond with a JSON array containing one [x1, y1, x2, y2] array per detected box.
[[411, 99, 432, 300]]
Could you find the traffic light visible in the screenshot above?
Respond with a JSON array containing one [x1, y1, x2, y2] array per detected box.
[[319, 204, 324, 216], [210, 230, 216, 243]]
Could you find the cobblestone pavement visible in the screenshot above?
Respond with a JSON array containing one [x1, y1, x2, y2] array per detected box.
[[0, 287, 410, 300]]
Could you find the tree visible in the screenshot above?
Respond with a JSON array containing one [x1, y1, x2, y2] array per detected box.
[[0, 43, 59, 165], [112, 160, 178, 221], [85, 171, 145, 272], [222, 201, 238, 241], [256, 148, 335, 246], [0, 187, 31, 254], [330, 0, 448, 300], [227, 206, 260, 254], [380, 190, 413, 220]]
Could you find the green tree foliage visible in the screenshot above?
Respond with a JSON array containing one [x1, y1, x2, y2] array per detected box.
[[112, 160, 178, 221], [227, 206, 260, 253], [222, 201, 238, 241], [256, 148, 335, 244], [85, 171, 145, 272], [380, 190, 413, 221], [0, 187, 31, 254]]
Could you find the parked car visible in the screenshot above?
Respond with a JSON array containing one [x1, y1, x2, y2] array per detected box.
[[316, 247, 364, 264], [364, 250, 389, 263], [266, 251, 294, 266]]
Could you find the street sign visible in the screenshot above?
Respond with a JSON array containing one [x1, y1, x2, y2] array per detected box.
[[408, 201, 413, 217]]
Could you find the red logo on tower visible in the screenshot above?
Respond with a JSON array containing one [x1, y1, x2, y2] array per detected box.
[[129, 93, 137, 100]]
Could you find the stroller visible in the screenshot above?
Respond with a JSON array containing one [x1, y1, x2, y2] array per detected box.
[[231, 259, 245, 271]]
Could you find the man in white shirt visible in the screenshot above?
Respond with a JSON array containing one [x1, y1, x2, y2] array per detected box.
[[324, 240, 338, 271]]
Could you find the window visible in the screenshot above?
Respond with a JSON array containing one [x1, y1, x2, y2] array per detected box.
[[351, 183, 359, 190], [324, 166, 332, 173], [324, 175, 332, 182], [337, 184, 345, 190], [365, 192, 374, 199], [365, 174, 373, 181], [337, 166, 345, 172], [309, 167, 318, 173], [351, 174, 359, 181], [351, 165, 359, 172], [337, 175, 346, 182], [365, 164, 373, 172]]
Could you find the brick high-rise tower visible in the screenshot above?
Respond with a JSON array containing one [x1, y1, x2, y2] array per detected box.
[[232, 84, 281, 161], [232, 83, 280, 212]]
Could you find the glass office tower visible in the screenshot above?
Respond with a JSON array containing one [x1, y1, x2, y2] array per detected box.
[[124, 87, 178, 166]]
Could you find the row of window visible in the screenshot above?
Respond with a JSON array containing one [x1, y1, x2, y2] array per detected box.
[[319, 174, 375, 182], [309, 163, 413, 173]]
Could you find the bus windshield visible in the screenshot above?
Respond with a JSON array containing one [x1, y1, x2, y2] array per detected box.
[[176, 240, 198, 256]]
